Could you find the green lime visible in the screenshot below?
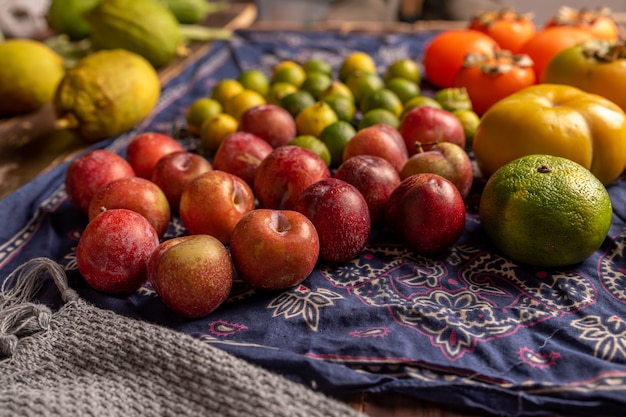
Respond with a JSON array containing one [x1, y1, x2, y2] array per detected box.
[[211, 78, 245, 108], [295, 101, 338, 137], [237, 69, 270, 97], [266, 82, 299, 105], [301, 70, 333, 100], [360, 88, 403, 118], [385, 77, 421, 104], [224, 89, 266, 121], [339, 51, 377, 83], [401, 95, 442, 118], [358, 108, 399, 130], [452, 109, 480, 152], [321, 94, 356, 123], [303, 58, 332, 77], [280, 90, 316, 118], [320, 80, 354, 101], [319, 120, 356, 167], [479, 154, 613, 267], [288, 135, 332, 166], [384, 58, 421, 84], [346, 71, 384, 106], [200, 112, 238, 154], [271, 61, 307, 88], [186, 97, 223, 136]]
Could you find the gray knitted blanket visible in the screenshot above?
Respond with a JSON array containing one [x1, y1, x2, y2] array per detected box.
[[0, 258, 365, 417]]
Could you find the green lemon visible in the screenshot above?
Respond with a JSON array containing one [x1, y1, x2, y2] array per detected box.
[[288, 135, 332, 166], [319, 120, 356, 167], [479, 154, 613, 267]]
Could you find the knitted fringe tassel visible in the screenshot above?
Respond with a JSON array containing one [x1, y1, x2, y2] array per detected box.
[[0, 258, 78, 358]]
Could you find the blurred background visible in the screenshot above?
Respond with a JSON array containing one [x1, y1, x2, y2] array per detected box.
[[1, 0, 625, 38]]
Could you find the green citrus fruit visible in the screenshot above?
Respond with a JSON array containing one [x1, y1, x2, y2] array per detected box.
[[339, 51, 377, 83], [211, 78, 245, 107], [301, 71, 333, 100], [452, 109, 480, 152], [288, 135, 332, 166], [237, 69, 270, 97], [186, 97, 223, 135], [303, 58, 332, 77], [280, 90, 316, 118], [321, 94, 356, 123], [271, 61, 307, 88], [385, 77, 421, 104], [401, 95, 442, 118], [200, 112, 238, 154], [384, 58, 421, 84], [266, 82, 298, 105], [360, 88, 403, 118], [358, 108, 399, 130], [295, 101, 338, 137], [346, 72, 384, 106], [479, 154, 613, 268], [319, 120, 356, 167], [224, 89, 266, 121], [319, 80, 355, 103]]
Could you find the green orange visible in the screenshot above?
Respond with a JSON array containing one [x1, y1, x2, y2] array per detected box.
[[479, 154, 613, 267]]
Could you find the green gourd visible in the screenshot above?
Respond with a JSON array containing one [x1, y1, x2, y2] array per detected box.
[[83, 0, 183, 68], [157, 0, 229, 24]]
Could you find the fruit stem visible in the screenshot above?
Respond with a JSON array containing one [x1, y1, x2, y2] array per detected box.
[[179, 25, 232, 43], [415, 141, 438, 153], [54, 115, 80, 131]]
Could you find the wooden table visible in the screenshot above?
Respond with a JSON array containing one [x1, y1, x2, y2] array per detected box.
[[0, 4, 556, 417]]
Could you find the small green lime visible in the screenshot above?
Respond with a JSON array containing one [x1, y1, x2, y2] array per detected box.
[[319, 120, 357, 168], [271, 61, 307, 88], [303, 58, 332, 77], [237, 69, 270, 97], [452, 109, 481, 152], [401, 95, 442, 118], [301, 71, 333, 100], [321, 94, 356, 123], [319, 80, 355, 103], [358, 108, 399, 130], [385, 77, 421, 104], [346, 72, 384, 105], [267, 82, 298, 105], [186, 97, 223, 135], [280, 90, 316, 118], [288, 135, 332, 166], [384, 58, 421, 84], [360, 88, 403, 118]]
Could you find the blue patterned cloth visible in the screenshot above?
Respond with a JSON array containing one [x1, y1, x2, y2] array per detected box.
[[2, 30, 626, 416]]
